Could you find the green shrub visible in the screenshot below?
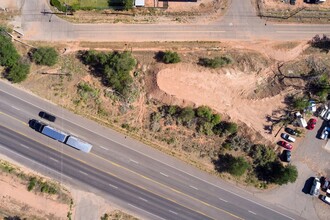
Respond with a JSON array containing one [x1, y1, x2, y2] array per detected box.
[[196, 106, 213, 122], [178, 107, 195, 124], [214, 154, 250, 177], [162, 51, 181, 64], [6, 61, 30, 83], [28, 177, 37, 191], [199, 56, 232, 68], [80, 50, 136, 99], [249, 144, 276, 167], [292, 96, 309, 111], [0, 34, 20, 67], [257, 161, 298, 185], [31, 47, 58, 66]]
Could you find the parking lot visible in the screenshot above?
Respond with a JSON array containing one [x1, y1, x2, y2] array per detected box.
[[255, 113, 330, 220]]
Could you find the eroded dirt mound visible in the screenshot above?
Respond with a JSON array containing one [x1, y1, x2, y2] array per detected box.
[[153, 64, 290, 142]]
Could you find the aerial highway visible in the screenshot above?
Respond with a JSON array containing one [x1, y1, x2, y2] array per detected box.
[[20, 0, 330, 42], [0, 80, 304, 220]]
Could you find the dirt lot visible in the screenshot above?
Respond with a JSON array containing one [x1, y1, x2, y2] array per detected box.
[[257, 0, 330, 23]]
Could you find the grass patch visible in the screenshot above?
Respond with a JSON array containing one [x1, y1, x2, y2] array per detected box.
[[59, 0, 109, 8]]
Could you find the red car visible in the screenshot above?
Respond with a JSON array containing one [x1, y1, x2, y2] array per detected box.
[[307, 118, 317, 130], [279, 141, 293, 150]]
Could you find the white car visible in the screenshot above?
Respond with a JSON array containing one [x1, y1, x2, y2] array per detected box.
[[321, 195, 330, 205], [319, 105, 329, 118], [324, 111, 330, 121], [320, 127, 329, 140], [281, 133, 296, 143], [310, 177, 321, 196]]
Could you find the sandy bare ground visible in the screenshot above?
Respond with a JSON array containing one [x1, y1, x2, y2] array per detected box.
[[0, 174, 69, 219]]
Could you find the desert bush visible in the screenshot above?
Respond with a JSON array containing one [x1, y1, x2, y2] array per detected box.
[[213, 153, 250, 177], [198, 56, 232, 68], [249, 144, 276, 167], [28, 177, 37, 191], [79, 50, 136, 99], [257, 161, 298, 185], [31, 47, 58, 66], [196, 106, 213, 122], [178, 107, 195, 125], [6, 61, 30, 83], [309, 34, 330, 53], [162, 51, 181, 64], [0, 33, 20, 67]]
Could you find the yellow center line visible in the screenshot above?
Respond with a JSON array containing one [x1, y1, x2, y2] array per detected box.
[[0, 112, 243, 219]]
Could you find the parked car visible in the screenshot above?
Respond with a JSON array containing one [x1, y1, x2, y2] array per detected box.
[[39, 111, 56, 122], [321, 195, 330, 205], [322, 178, 329, 191], [320, 127, 329, 140], [279, 141, 293, 150], [310, 177, 321, 196], [307, 118, 317, 130], [305, 0, 326, 4], [319, 105, 328, 118], [283, 150, 291, 162], [281, 133, 296, 142], [295, 112, 307, 127], [308, 100, 317, 113], [290, 0, 296, 5], [285, 127, 297, 136], [324, 111, 330, 121]]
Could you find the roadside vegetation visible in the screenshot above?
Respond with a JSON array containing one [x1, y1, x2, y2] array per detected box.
[[198, 56, 232, 69], [79, 50, 136, 99], [0, 28, 30, 83], [156, 51, 181, 64], [0, 160, 71, 203], [31, 47, 59, 66], [100, 211, 139, 220]]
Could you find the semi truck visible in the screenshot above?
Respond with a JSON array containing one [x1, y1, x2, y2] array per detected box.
[[29, 119, 93, 153]]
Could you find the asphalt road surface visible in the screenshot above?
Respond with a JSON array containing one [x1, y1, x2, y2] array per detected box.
[[0, 80, 305, 220], [19, 0, 330, 42]]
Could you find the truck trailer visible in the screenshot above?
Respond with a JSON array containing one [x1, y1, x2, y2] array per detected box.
[[29, 119, 93, 153]]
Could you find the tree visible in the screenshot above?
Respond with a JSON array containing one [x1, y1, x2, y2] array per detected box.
[[162, 51, 181, 64], [257, 161, 298, 185], [292, 96, 309, 111], [213, 154, 250, 177], [178, 107, 195, 125], [5, 61, 30, 83], [123, 0, 134, 10], [0, 34, 20, 67], [196, 106, 213, 122], [31, 47, 59, 66], [249, 144, 276, 167], [223, 122, 238, 134]]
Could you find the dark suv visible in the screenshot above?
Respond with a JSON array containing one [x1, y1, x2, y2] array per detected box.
[[39, 111, 56, 122], [290, 0, 296, 5]]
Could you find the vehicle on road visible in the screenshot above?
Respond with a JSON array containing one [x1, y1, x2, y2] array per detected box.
[[283, 150, 291, 162], [321, 195, 330, 205], [320, 127, 329, 140], [295, 112, 307, 128], [285, 127, 297, 136], [29, 119, 93, 153], [39, 111, 56, 122], [310, 177, 321, 196], [279, 141, 293, 150], [307, 118, 317, 130], [281, 133, 296, 142]]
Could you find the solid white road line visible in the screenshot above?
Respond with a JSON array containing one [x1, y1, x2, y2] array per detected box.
[[160, 172, 169, 177], [219, 197, 228, 203], [1, 87, 294, 220], [248, 210, 257, 215], [128, 203, 166, 220], [20, 144, 29, 149], [108, 183, 118, 189], [276, 30, 330, 34], [0, 145, 72, 180]]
